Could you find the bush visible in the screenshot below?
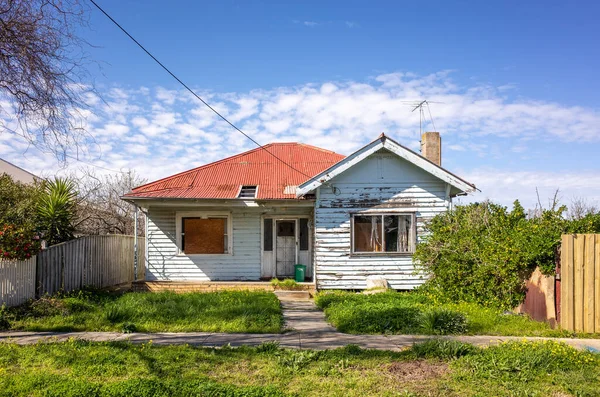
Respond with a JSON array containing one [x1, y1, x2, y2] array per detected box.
[[0, 224, 41, 261], [0, 304, 10, 330], [419, 309, 467, 335]]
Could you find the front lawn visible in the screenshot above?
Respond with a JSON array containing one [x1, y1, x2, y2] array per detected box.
[[0, 339, 598, 396], [2, 290, 282, 333], [315, 290, 577, 337]]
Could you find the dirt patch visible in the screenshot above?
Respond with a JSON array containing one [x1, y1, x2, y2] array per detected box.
[[386, 360, 448, 382]]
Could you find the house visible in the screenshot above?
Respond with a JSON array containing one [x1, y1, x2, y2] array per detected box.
[[122, 132, 476, 290], [0, 158, 38, 184]]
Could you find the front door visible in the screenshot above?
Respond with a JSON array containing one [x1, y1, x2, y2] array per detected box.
[[276, 220, 296, 277]]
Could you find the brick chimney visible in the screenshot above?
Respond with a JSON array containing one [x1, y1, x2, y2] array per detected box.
[[420, 132, 441, 166]]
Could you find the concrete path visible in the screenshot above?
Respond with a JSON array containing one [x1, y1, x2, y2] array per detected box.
[[1, 296, 600, 352]]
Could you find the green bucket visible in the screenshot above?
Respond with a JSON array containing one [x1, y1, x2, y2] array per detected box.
[[294, 264, 307, 282]]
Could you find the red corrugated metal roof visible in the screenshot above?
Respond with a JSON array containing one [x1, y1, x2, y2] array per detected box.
[[124, 143, 346, 200]]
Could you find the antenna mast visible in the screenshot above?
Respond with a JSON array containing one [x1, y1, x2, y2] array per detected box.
[[410, 100, 441, 135]]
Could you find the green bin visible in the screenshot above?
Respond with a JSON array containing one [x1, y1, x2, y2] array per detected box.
[[294, 264, 306, 282]]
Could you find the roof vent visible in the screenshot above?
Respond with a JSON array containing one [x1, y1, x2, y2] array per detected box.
[[238, 185, 257, 199]]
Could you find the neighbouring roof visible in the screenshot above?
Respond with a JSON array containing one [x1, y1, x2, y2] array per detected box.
[[0, 158, 38, 184], [124, 143, 346, 200], [296, 134, 477, 197]]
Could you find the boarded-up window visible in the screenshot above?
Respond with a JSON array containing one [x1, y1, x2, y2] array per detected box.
[[352, 214, 414, 254], [299, 219, 309, 251], [264, 218, 273, 251], [182, 217, 228, 254]]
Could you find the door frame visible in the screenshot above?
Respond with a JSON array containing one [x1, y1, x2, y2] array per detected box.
[[261, 215, 312, 279], [275, 218, 298, 277]]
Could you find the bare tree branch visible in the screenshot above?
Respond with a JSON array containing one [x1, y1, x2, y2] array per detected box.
[[0, 0, 96, 161]]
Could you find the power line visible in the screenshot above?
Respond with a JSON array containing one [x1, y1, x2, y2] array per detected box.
[[88, 0, 322, 184]]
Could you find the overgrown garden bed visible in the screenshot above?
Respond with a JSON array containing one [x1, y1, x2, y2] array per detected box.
[[315, 290, 585, 337]]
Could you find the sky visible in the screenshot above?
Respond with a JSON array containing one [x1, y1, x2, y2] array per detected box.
[[2, 0, 600, 209]]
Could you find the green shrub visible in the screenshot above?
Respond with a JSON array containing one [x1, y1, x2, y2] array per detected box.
[[121, 322, 137, 333], [411, 339, 476, 360], [419, 308, 468, 335], [0, 304, 10, 330]]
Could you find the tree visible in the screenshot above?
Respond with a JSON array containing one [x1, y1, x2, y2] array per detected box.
[[37, 177, 77, 246], [0, 0, 93, 159], [74, 169, 147, 236], [0, 174, 42, 230]]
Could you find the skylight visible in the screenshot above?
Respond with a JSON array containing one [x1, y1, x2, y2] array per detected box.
[[238, 185, 257, 199]]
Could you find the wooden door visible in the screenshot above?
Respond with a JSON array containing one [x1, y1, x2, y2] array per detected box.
[[276, 220, 296, 277]]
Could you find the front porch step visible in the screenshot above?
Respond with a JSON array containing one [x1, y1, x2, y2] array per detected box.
[[132, 281, 316, 295], [274, 290, 312, 301]]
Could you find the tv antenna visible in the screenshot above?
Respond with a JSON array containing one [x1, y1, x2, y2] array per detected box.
[[406, 100, 443, 135]]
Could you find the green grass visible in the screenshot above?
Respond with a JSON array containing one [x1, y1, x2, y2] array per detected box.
[[2, 290, 283, 333], [0, 339, 598, 396], [315, 290, 585, 337]]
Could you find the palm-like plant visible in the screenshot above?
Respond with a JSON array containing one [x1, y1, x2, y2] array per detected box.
[[37, 177, 77, 246]]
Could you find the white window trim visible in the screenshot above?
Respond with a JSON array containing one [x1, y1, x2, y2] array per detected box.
[[175, 210, 233, 256], [350, 212, 416, 256]]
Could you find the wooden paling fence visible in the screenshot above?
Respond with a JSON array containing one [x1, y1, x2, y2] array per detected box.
[[0, 257, 36, 307], [0, 235, 144, 306], [560, 234, 600, 333]]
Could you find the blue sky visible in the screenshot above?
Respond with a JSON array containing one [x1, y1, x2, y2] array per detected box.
[[3, 0, 600, 209]]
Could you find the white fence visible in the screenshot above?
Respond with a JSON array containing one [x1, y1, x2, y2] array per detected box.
[[0, 235, 144, 307], [0, 257, 36, 307]]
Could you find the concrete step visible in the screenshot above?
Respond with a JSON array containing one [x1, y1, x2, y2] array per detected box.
[[274, 290, 312, 301]]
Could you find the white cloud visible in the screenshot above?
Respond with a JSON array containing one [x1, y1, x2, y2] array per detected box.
[[2, 70, 600, 208]]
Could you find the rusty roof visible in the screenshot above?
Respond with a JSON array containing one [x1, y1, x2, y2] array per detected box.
[[124, 143, 346, 200]]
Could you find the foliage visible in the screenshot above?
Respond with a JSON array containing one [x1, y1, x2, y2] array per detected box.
[[315, 290, 569, 337], [7, 290, 283, 333], [0, 224, 41, 260], [410, 339, 476, 360], [419, 308, 467, 335], [0, 174, 42, 230], [454, 340, 599, 382], [37, 177, 77, 246], [0, 339, 598, 397], [414, 200, 600, 309], [0, 304, 9, 330], [270, 278, 302, 290]]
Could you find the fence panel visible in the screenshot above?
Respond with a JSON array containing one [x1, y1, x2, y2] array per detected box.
[[561, 234, 600, 333], [0, 257, 36, 306], [36, 235, 145, 297]]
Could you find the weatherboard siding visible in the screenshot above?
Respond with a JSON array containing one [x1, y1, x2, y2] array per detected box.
[[314, 151, 451, 290], [145, 205, 312, 281]]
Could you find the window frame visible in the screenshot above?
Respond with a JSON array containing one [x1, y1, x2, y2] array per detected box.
[[237, 185, 258, 199], [350, 212, 416, 256], [175, 211, 233, 256]]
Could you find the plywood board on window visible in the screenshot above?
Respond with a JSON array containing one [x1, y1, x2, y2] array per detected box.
[[184, 218, 225, 254]]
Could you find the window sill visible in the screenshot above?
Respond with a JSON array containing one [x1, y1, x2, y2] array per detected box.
[[176, 253, 233, 257], [350, 252, 414, 257]]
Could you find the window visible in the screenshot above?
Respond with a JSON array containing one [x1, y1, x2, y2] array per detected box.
[[263, 218, 273, 251], [352, 213, 415, 254], [238, 185, 257, 198], [176, 212, 231, 255]]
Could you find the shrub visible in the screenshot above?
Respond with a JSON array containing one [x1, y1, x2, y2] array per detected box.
[[37, 177, 77, 246], [420, 308, 468, 335], [0, 304, 11, 330], [122, 322, 137, 333], [0, 224, 41, 261]]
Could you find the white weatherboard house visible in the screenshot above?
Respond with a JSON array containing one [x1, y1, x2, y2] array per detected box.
[[123, 133, 476, 290]]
